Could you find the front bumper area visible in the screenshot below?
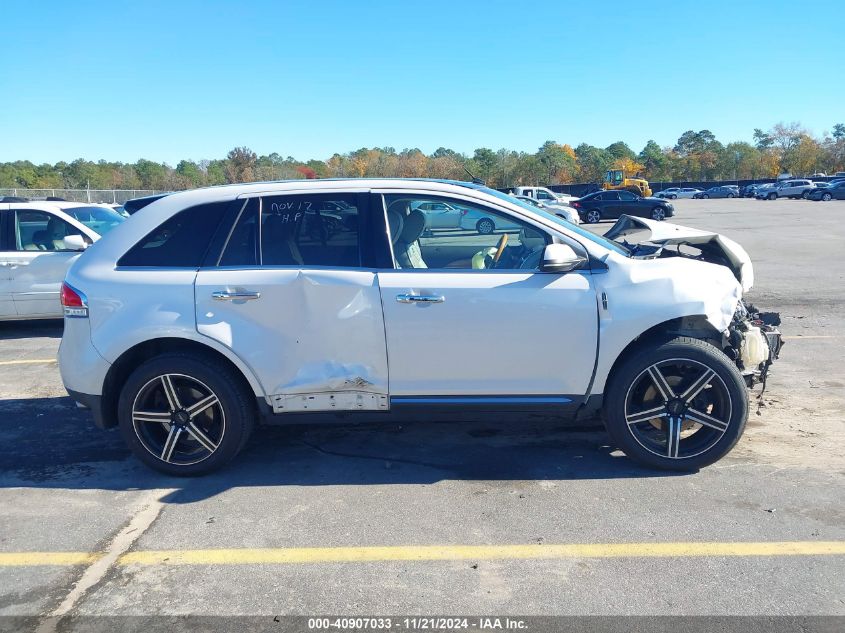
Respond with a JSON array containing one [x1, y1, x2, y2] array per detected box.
[[727, 302, 783, 388]]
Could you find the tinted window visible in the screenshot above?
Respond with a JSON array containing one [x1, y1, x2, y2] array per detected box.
[[218, 194, 361, 268], [118, 201, 229, 267], [617, 191, 636, 201]]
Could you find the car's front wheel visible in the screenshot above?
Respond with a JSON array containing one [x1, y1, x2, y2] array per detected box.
[[701, 193, 709, 199], [822, 192, 832, 201], [651, 207, 666, 221], [585, 209, 602, 224], [767, 192, 777, 200], [604, 336, 748, 471], [727, 193, 735, 198], [118, 352, 255, 475]]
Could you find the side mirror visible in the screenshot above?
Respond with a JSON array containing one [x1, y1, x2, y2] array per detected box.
[[540, 243, 586, 273], [63, 235, 89, 252]]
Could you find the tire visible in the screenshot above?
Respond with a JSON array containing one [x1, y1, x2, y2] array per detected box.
[[802, 191, 811, 199], [701, 193, 709, 199], [669, 194, 677, 200], [585, 209, 602, 224], [822, 192, 832, 201], [727, 193, 735, 198], [651, 207, 666, 221], [767, 192, 777, 200], [117, 352, 255, 476], [603, 336, 748, 471], [476, 218, 495, 235]]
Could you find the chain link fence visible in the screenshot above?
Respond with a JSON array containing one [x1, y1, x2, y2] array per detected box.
[[0, 188, 167, 204]]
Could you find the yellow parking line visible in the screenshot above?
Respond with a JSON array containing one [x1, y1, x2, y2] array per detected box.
[[0, 552, 100, 566], [0, 358, 56, 366], [3, 542, 844, 568], [118, 541, 845, 565]]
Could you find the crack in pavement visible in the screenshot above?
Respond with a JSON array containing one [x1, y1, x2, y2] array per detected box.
[[33, 487, 176, 632]]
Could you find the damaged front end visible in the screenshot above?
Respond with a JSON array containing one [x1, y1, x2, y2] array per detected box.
[[725, 302, 784, 389], [605, 215, 784, 388]]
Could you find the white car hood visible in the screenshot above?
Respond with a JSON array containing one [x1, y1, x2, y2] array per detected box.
[[604, 215, 754, 292]]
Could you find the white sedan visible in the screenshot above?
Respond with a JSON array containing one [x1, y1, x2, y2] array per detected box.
[[657, 187, 702, 199], [0, 202, 124, 319]]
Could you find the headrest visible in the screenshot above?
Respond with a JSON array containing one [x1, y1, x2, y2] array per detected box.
[[386, 210, 404, 245], [399, 209, 426, 244]]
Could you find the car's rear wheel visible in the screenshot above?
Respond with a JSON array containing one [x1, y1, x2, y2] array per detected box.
[[651, 207, 666, 221], [822, 192, 832, 201], [585, 209, 602, 224], [767, 192, 777, 200], [802, 191, 811, 199], [118, 352, 255, 475], [701, 193, 709, 199], [604, 337, 748, 471], [669, 194, 677, 199], [476, 218, 495, 235], [727, 193, 735, 198]]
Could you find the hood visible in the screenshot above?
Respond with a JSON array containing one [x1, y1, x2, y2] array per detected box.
[[604, 215, 754, 292]]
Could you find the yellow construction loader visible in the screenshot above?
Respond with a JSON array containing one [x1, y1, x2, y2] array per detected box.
[[603, 169, 652, 197]]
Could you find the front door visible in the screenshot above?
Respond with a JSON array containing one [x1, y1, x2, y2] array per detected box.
[[7, 208, 86, 318], [194, 191, 390, 413], [376, 193, 598, 404]]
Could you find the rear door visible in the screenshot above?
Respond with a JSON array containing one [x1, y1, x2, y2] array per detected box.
[[194, 190, 390, 413], [0, 205, 16, 318], [7, 207, 89, 318]]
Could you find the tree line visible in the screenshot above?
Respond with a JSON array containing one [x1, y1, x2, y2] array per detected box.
[[2, 122, 843, 192]]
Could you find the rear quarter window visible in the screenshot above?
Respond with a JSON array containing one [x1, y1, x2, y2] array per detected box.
[[117, 201, 230, 267]]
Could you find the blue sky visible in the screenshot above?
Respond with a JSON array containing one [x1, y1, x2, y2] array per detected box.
[[1, 0, 842, 165]]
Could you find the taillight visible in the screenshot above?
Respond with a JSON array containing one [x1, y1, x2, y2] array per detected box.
[[572, 202, 580, 207], [61, 282, 88, 318]]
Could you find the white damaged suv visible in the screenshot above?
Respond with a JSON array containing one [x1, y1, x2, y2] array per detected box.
[[58, 179, 782, 475]]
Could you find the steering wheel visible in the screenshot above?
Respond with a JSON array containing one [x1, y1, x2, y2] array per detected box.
[[492, 233, 508, 264]]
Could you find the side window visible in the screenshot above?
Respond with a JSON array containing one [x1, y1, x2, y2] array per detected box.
[[618, 191, 636, 201], [537, 190, 553, 200], [118, 201, 229, 267], [383, 195, 548, 271], [13, 210, 84, 252], [604, 192, 620, 201], [218, 194, 361, 268]]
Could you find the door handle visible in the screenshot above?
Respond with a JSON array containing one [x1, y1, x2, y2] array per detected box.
[[396, 293, 445, 304], [212, 290, 261, 301]]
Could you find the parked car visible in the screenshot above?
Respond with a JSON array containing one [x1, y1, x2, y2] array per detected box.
[[0, 201, 125, 320], [123, 193, 170, 214], [411, 200, 464, 230], [571, 190, 674, 224], [657, 187, 701, 200], [513, 194, 580, 224], [58, 178, 781, 475], [740, 183, 768, 198], [757, 179, 814, 200], [807, 180, 845, 201], [503, 186, 578, 205], [693, 186, 738, 199], [809, 173, 827, 178]]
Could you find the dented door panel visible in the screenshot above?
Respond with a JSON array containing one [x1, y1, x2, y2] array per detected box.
[[195, 268, 389, 411]]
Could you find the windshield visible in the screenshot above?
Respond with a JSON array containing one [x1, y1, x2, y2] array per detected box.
[[63, 206, 126, 235], [480, 187, 629, 256]]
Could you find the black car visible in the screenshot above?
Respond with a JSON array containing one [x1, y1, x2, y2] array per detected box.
[[122, 193, 171, 215], [571, 190, 675, 224], [807, 180, 845, 201]]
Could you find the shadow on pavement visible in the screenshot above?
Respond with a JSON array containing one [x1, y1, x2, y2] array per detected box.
[[0, 396, 686, 502], [0, 319, 63, 340]]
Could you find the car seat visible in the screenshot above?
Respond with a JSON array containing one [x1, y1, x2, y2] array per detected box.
[[261, 213, 304, 265], [394, 208, 427, 269]]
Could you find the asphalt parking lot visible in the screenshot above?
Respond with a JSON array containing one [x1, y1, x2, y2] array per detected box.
[[0, 198, 843, 623]]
